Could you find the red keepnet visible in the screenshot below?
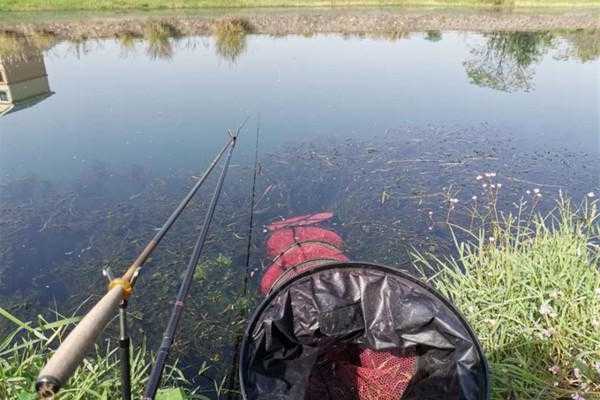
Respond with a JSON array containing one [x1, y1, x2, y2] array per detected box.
[[260, 212, 416, 399]]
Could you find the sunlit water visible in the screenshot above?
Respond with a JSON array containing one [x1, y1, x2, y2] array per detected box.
[[0, 30, 598, 395]]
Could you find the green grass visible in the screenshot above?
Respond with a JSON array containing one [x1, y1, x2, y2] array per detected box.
[[0, 0, 599, 12], [416, 197, 600, 399], [0, 308, 201, 400]]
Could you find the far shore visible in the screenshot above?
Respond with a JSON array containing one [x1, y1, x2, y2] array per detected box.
[[1, 7, 599, 40], [1, 0, 600, 13]]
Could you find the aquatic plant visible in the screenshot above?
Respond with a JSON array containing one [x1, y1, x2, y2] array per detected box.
[[212, 18, 251, 63], [416, 197, 600, 399]]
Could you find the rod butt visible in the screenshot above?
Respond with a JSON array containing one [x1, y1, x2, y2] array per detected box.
[[36, 376, 62, 399]]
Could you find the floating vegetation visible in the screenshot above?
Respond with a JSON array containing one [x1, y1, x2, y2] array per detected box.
[[212, 18, 252, 63], [422, 197, 600, 399]]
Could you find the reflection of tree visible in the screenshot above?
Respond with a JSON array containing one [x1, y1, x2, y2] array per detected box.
[[561, 29, 600, 62], [464, 31, 553, 92], [213, 18, 251, 63]]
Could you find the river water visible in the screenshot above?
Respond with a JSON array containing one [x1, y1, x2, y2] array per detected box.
[[0, 28, 598, 396]]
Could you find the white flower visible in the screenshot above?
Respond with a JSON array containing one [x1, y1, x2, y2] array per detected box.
[[484, 172, 497, 178], [488, 237, 496, 243], [541, 328, 555, 338], [533, 188, 540, 194], [571, 393, 585, 400], [472, 195, 478, 201], [588, 192, 596, 198], [548, 365, 560, 375], [476, 175, 483, 180], [490, 184, 496, 189], [449, 198, 459, 204], [573, 368, 582, 379], [592, 318, 600, 329], [482, 184, 488, 188], [428, 211, 433, 216], [497, 183, 502, 188], [536, 193, 543, 198], [594, 361, 600, 374], [539, 301, 554, 316], [526, 190, 531, 195], [549, 290, 561, 299], [595, 288, 600, 298]]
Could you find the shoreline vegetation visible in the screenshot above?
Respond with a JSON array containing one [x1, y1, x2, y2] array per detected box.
[[1, 0, 599, 12], [2, 196, 599, 399], [0, 8, 599, 45]]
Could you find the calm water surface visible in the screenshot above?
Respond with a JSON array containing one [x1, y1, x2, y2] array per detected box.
[[1, 32, 598, 179], [0, 29, 598, 395]]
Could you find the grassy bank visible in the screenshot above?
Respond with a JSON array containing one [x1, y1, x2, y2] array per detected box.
[[1, 0, 599, 12], [418, 197, 600, 399], [0, 308, 207, 399]]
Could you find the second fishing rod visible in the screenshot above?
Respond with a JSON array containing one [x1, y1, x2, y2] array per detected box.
[[143, 129, 238, 399]]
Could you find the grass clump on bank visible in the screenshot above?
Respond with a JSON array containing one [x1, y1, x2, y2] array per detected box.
[[0, 308, 197, 399], [417, 197, 600, 399]]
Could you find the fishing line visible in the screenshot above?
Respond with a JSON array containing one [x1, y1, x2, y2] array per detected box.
[[143, 130, 239, 400], [242, 114, 261, 296], [224, 116, 261, 400]]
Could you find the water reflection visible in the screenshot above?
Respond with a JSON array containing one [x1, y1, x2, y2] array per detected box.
[[143, 21, 181, 60], [561, 29, 600, 62], [0, 39, 53, 117], [213, 18, 251, 63], [464, 31, 553, 92]]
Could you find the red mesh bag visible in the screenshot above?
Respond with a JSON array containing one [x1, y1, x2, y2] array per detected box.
[[308, 346, 417, 400], [260, 242, 348, 295], [267, 212, 334, 231], [266, 227, 343, 258]]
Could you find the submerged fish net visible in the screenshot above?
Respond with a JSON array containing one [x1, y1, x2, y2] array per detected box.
[[242, 213, 489, 400]]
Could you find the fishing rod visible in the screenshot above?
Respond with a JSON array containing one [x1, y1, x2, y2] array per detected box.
[[224, 117, 261, 399], [143, 129, 238, 400], [35, 135, 237, 399]]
